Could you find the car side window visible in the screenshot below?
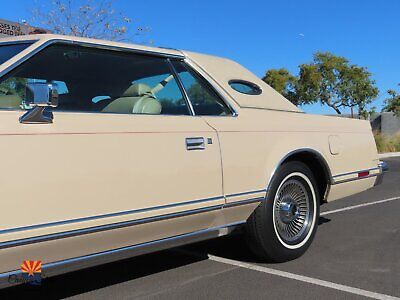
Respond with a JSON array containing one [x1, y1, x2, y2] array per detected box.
[[133, 73, 190, 115], [172, 61, 232, 116], [0, 44, 191, 115]]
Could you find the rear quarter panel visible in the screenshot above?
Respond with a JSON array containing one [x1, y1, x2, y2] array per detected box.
[[203, 109, 379, 204], [187, 49, 379, 203]]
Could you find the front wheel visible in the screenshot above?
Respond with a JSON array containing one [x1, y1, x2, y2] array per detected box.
[[245, 161, 320, 262]]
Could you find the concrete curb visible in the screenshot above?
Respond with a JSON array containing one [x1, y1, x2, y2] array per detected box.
[[379, 152, 400, 159]]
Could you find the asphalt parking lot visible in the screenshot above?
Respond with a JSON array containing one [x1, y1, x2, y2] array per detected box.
[[1, 158, 399, 300]]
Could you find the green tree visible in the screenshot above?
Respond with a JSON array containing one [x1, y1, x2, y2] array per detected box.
[[296, 52, 379, 115], [262, 68, 298, 104], [187, 83, 215, 104], [383, 85, 400, 116], [339, 65, 379, 117], [0, 77, 27, 99]]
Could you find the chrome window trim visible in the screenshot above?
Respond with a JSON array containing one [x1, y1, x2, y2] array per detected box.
[[167, 58, 195, 116], [0, 38, 185, 81], [183, 58, 301, 114], [0, 40, 39, 78], [0, 40, 38, 46], [0, 39, 238, 117], [0, 39, 192, 116], [238, 106, 305, 114], [228, 79, 262, 96], [0, 221, 244, 289], [183, 58, 239, 117]]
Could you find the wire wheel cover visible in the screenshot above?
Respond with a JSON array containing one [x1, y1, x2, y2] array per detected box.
[[273, 178, 312, 244]]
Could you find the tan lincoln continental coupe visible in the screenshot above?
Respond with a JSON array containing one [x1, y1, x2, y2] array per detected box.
[[0, 34, 386, 287]]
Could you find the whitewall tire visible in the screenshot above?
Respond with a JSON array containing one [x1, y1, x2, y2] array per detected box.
[[245, 161, 320, 262]]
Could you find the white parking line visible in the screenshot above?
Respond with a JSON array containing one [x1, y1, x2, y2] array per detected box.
[[175, 249, 399, 299], [175, 196, 400, 299], [321, 196, 400, 216], [205, 254, 399, 300]]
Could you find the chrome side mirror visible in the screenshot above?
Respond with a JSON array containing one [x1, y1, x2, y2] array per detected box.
[[19, 83, 58, 124], [25, 83, 59, 107]]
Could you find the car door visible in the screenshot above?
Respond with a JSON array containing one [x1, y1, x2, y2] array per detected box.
[[0, 43, 224, 273], [171, 61, 268, 209]]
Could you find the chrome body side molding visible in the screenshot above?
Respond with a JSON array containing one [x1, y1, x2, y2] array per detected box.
[[223, 197, 264, 208], [0, 205, 223, 250], [332, 167, 381, 184], [0, 190, 264, 249], [0, 196, 224, 236], [0, 221, 244, 289], [226, 189, 267, 198], [333, 167, 380, 179]]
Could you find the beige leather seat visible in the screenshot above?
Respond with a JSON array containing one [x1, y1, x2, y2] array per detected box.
[[102, 83, 162, 114]]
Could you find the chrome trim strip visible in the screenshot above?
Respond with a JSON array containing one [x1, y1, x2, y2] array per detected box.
[[223, 197, 264, 208], [0, 40, 37, 46], [0, 40, 50, 79], [0, 188, 267, 236], [0, 39, 184, 80], [333, 173, 379, 185], [0, 195, 224, 236], [62, 40, 185, 58], [267, 148, 334, 194], [0, 189, 266, 248], [332, 167, 380, 179], [168, 59, 196, 116], [0, 221, 245, 289], [378, 161, 388, 172], [183, 58, 239, 117], [332, 166, 381, 185], [240, 106, 305, 114], [226, 189, 267, 198], [0, 205, 223, 250]]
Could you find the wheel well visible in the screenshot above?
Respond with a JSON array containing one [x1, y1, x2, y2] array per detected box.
[[283, 151, 331, 204]]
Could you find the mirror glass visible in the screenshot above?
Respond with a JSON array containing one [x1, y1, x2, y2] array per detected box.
[[25, 83, 58, 107]]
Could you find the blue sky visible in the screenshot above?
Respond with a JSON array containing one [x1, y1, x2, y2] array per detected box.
[[3, 0, 399, 114]]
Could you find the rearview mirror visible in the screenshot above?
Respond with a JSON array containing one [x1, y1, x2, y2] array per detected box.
[[25, 82, 58, 107]]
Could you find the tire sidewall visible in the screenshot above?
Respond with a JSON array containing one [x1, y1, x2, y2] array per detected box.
[[258, 161, 320, 261]]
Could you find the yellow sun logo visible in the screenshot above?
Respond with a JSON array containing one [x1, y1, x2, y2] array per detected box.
[[21, 260, 42, 276]]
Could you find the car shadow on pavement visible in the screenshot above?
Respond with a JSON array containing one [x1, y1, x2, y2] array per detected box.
[[0, 250, 206, 299], [318, 216, 331, 225], [181, 216, 331, 264], [0, 218, 331, 298]]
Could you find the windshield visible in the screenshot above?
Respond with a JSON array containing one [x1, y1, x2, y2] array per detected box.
[[0, 43, 32, 66]]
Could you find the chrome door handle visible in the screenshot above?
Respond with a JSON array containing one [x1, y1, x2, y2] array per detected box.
[[185, 137, 205, 151]]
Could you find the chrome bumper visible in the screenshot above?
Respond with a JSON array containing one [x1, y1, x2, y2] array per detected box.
[[374, 161, 388, 186]]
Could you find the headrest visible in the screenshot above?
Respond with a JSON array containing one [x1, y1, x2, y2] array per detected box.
[[122, 83, 152, 97]]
